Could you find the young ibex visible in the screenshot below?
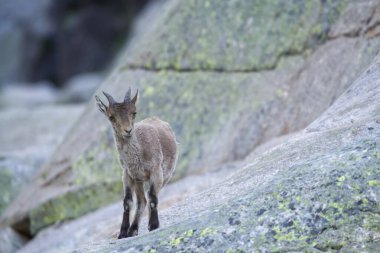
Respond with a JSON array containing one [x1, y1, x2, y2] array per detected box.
[[95, 88, 178, 238]]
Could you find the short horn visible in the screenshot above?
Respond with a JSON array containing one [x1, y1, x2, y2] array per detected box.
[[124, 87, 131, 103], [131, 89, 139, 104], [102, 91, 116, 105]]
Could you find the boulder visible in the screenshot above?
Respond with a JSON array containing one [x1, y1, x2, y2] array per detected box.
[[17, 164, 239, 253], [2, 0, 380, 238], [0, 105, 84, 251], [74, 51, 380, 253], [0, 227, 27, 253], [0, 105, 83, 215], [15, 50, 380, 252], [124, 0, 350, 71]]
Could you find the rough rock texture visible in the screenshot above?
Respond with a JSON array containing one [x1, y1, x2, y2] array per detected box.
[[0, 227, 27, 253], [125, 0, 349, 71], [0, 105, 84, 215], [16, 164, 239, 253], [2, 0, 380, 239], [328, 1, 380, 38], [74, 53, 380, 253], [0, 105, 84, 253]]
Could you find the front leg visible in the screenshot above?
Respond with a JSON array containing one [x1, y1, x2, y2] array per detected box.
[[118, 186, 133, 239], [127, 182, 146, 237], [118, 173, 134, 239]]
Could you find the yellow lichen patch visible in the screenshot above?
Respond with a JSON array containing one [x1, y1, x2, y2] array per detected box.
[[200, 227, 216, 237], [337, 175, 346, 182], [368, 180, 380, 187], [169, 236, 183, 246], [337, 175, 346, 186], [275, 230, 296, 241], [185, 229, 194, 237]]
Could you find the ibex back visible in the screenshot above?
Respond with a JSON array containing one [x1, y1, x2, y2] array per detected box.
[[95, 88, 178, 238]]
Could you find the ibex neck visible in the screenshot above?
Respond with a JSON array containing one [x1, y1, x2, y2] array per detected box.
[[114, 132, 138, 150]]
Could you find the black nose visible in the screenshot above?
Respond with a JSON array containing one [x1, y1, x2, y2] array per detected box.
[[125, 129, 132, 134]]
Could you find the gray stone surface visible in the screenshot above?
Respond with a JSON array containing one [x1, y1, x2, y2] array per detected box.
[[0, 104, 84, 252], [0, 227, 27, 253], [17, 164, 239, 253], [124, 0, 350, 71], [328, 1, 379, 38], [0, 105, 84, 215], [2, 0, 380, 237], [73, 51, 380, 253]]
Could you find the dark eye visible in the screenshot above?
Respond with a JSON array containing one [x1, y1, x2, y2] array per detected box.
[[109, 115, 115, 122], [132, 112, 137, 119]]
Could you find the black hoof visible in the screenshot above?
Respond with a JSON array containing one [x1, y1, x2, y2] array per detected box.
[[127, 224, 139, 237], [148, 221, 160, 231], [126, 229, 138, 237], [118, 231, 128, 239]]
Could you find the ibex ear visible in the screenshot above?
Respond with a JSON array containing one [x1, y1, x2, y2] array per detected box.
[[95, 95, 107, 115], [131, 89, 139, 105]]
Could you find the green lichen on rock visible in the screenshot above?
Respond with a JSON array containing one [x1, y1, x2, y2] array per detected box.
[[0, 0, 360, 239], [27, 135, 124, 234], [368, 180, 380, 187], [101, 69, 278, 179], [82, 118, 380, 252], [72, 137, 120, 186], [29, 181, 122, 234], [124, 0, 350, 71], [12, 65, 274, 232], [1, 69, 281, 234]]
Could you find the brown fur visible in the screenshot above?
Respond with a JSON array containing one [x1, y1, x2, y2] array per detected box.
[[95, 88, 178, 238]]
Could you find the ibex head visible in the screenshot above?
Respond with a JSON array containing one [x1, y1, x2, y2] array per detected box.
[[95, 88, 139, 138]]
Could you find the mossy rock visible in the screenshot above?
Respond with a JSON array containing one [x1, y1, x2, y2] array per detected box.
[[0, 0, 365, 237], [0, 105, 83, 216], [1, 70, 284, 235], [29, 181, 123, 234], [74, 54, 380, 252], [97, 69, 284, 179], [124, 0, 350, 71], [76, 121, 380, 253]]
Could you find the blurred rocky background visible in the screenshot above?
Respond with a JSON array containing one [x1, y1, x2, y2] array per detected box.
[[0, 0, 150, 108], [0, 0, 380, 252]]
